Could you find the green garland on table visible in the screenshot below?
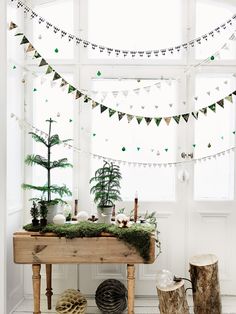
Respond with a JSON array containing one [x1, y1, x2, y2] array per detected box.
[[23, 221, 158, 261]]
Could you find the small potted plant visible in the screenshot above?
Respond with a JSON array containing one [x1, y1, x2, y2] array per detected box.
[[30, 201, 39, 226], [39, 200, 48, 227], [22, 118, 73, 223], [90, 160, 122, 223]]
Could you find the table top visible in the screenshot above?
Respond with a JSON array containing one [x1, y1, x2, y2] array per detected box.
[[13, 230, 156, 264]]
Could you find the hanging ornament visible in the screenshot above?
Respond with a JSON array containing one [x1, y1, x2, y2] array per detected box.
[[13, 65, 16, 69], [121, 147, 126, 152], [193, 144, 196, 148], [33, 88, 37, 92], [38, 34, 42, 40], [208, 143, 212, 148], [54, 48, 59, 53], [137, 147, 141, 151], [69, 119, 73, 122], [210, 55, 215, 61], [57, 112, 60, 117], [97, 71, 101, 77]]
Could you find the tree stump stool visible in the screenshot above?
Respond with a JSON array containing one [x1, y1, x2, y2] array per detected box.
[[156, 280, 189, 314], [189, 254, 222, 314]]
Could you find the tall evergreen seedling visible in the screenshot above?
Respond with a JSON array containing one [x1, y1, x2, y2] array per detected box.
[[22, 118, 73, 206]]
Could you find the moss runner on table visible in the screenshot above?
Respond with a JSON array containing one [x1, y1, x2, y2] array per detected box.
[[23, 221, 156, 262]]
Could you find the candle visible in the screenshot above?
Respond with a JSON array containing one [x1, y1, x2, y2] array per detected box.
[[134, 191, 138, 223]]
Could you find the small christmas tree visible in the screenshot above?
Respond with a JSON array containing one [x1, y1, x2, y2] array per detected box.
[[22, 118, 73, 205], [30, 201, 39, 226]]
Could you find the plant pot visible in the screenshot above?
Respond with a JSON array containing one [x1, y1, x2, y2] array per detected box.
[[32, 219, 39, 226], [97, 206, 113, 224], [40, 218, 47, 227], [47, 204, 58, 223]]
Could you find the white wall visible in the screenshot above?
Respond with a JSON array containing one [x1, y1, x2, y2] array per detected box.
[[0, 0, 7, 313], [6, 3, 25, 313]]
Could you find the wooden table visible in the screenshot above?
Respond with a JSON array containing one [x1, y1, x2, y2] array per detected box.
[[13, 231, 155, 314]]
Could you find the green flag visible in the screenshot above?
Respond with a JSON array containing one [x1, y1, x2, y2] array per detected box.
[[154, 117, 162, 127]]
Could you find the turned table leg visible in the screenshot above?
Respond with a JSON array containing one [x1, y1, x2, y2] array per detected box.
[[127, 264, 135, 314], [45, 264, 53, 310], [32, 264, 41, 314]]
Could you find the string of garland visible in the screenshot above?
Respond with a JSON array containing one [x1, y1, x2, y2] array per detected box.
[[11, 113, 236, 168], [9, 22, 236, 127], [23, 221, 157, 262], [11, 0, 236, 58], [11, 57, 235, 112]]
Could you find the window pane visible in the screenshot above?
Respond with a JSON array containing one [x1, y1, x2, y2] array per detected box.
[[88, 0, 183, 59], [196, 0, 236, 59], [31, 73, 74, 202], [89, 79, 178, 201], [32, 0, 74, 59], [194, 74, 235, 200]]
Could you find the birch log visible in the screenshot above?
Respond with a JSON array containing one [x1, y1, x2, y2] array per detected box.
[[189, 254, 222, 314], [157, 280, 189, 314]]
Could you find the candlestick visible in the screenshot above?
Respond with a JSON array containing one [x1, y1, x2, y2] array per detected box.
[[134, 191, 138, 223]]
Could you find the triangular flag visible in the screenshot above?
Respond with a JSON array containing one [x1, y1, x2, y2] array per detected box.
[[127, 114, 134, 123], [50, 81, 57, 88], [144, 86, 151, 93], [68, 85, 76, 94], [112, 91, 119, 98], [173, 115, 181, 124], [182, 113, 190, 122], [207, 91, 211, 96], [229, 33, 236, 41], [215, 86, 220, 91], [53, 72, 61, 81], [46, 65, 53, 74], [133, 89, 140, 95], [118, 112, 125, 120], [40, 77, 47, 85], [200, 108, 207, 115], [20, 36, 29, 45], [26, 43, 35, 52], [192, 112, 199, 120], [122, 90, 129, 97], [75, 90, 82, 99], [154, 117, 162, 127], [145, 117, 152, 125], [33, 51, 41, 59], [217, 99, 224, 108], [92, 101, 99, 109], [39, 58, 48, 67], [225, 95, 233, 103], [208, 104, 216, 112], [155, 83, 161, 89], [164, 117, 171, 126], [136, 116, 143, 124], [9, 21, 17, 30], [84, 96, 91, 103], [60, 79, 68, 88], [14, 32, 23, 36], [109, 108, 116, 117], [100, 105, 107, 113], [232, 91, 236, 96]]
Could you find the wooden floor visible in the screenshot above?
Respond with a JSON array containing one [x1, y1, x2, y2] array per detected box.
[[11, 296, 236, 314]]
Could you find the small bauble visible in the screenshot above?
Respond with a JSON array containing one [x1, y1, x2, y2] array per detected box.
[[53, 214, 66, 225], [77, 211, 89, 222], [115, 214, 130, 227]]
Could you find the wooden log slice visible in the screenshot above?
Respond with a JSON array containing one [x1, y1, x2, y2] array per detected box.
[[157, 280, 189, 314], [189, 254, 222, 314]]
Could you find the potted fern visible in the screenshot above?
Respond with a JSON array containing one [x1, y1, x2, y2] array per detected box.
[[22, 118, 73, 223], [90, 160, 122, 223]]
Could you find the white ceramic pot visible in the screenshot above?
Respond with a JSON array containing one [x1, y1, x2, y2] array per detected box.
[[47, 204, 58, 223], [97, 206, 113, 224]]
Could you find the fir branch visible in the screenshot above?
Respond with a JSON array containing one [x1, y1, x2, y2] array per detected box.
[[25, 154, 48, 169], [50, 158, 73, 169], [29, 132, 48, 146]]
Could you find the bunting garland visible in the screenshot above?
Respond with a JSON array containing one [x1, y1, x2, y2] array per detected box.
[[9, 22, 236, 127], [11, 113, 236, 168], [10, 0, 236, 58]]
